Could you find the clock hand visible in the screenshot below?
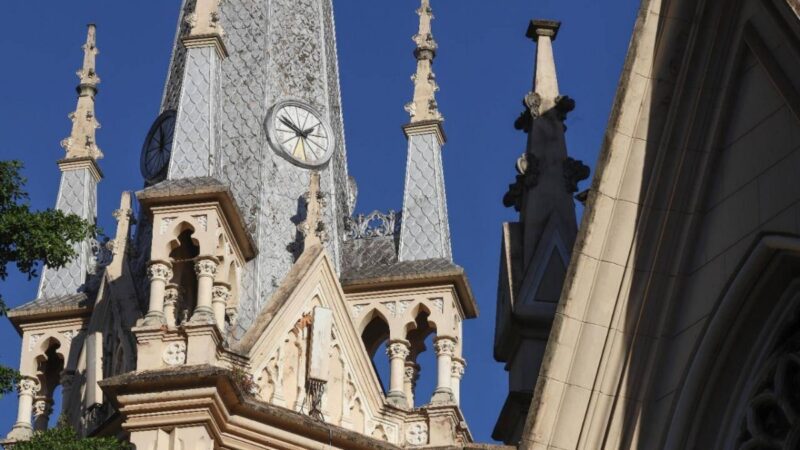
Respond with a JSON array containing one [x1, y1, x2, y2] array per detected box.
[[279, 116, 304, 136], [299, 124, 317, 138]]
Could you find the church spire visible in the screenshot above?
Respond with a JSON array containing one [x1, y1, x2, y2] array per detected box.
[[61, 24, 102, 160], [37, 24, 104, 300], [493, 21, 589, 443], [404, 0, 443, 126], [398, 0, 452, 262]]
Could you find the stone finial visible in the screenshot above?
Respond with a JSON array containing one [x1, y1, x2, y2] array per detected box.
[[299, 172, 328, 250], [182, 0, 228, 58], [405, 0, 443, 124], [526, 19, 562, 115], [61, 24, 103, 160]]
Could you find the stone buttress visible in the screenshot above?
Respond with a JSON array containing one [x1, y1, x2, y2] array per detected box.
[[493, 20, 590, 445]]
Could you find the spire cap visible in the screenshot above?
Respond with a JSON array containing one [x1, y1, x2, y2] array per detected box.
[[527, 19, 561, 42]]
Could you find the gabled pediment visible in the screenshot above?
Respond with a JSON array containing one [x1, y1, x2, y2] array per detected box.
[[236, 245, 396, 438]]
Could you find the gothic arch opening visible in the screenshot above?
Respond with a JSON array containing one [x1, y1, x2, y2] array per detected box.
[[34, 338, 64, 431], [361, 312, 390, 393], [406, 308, 435, 407], [169, 228, 200, 324], [667, 236, 800, 449]]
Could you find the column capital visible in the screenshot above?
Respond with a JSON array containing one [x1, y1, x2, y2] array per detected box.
[[387, 340, 411, 360], [32, 398, 53, 418], [164, 284, 181, 305], [18, 377, 41, 397], [526, 19, 561, 42], [433, 336, 457, 356], [194, 256, 219, 279], [147, 260, 173, 282], [211, 283, 231, 303], [451, 357, 466, 379]]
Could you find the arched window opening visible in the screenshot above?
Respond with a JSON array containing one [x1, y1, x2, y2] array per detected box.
[[361, 314, 390, 393], [407, 310, 436, 407], [169, 229, 200, 324], [34, 339, 64, 431]]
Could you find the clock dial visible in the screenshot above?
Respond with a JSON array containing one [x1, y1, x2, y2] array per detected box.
[[140, 110, 176, 184], [266, 100, 333, 168]]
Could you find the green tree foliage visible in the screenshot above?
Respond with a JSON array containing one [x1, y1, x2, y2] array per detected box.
[[11, 417, 130, 450], [0, 160, 96, 312], [0, 161, 114, 448]]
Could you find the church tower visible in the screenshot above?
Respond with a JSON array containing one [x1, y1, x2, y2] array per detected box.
[[5, 1, 478, 448], [493, 20, 589, 444], [132, 0, 354, 338]]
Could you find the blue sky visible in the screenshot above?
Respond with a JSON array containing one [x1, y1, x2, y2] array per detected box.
[[0, 0, 638, 442]]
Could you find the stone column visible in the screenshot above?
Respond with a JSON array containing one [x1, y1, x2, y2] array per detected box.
[[32, 398, 52, 431], [451, 358, 465, 405], [191, 257, 218, 323], [163, 284, 180, 327], [431, 336, 456, 403], [403, 361, 420, 408], [386, 340, 410, 407], [211, 283, 231, 330], [7, 377, 40, 440], [144, 260, 173, 325]]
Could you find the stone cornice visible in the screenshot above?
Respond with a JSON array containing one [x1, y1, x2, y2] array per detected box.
[[99, 365, 403, 450], [402, 120, 447, 145], [57, 157, 103, 181]]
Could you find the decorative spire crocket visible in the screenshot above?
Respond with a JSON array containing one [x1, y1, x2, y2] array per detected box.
[[61, 24, 102, 160], [404, 0, 443, 124]]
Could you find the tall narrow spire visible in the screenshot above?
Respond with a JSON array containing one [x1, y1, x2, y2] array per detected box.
[[398, 0, 452, 262], [404, 0, 443, 125], [61, 24, 102, 160], [493, 20, 589, 444], [166, 0, 227, 180], [38, 25, 105, 300]]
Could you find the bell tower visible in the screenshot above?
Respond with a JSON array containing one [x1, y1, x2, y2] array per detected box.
[[137, 0, 352, 338]]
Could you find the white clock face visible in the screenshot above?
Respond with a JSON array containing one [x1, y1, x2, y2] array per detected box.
[[267, 100, 334, 168]]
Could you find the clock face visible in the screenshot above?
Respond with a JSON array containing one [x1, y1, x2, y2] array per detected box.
[[140, 110, 176, 184], [266, 100, 334, 168]]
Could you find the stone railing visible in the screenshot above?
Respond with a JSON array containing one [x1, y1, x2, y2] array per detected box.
[[344, 211, 401, 240]]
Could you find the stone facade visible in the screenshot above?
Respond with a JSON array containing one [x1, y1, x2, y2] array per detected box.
[[511, 0, 800, 449], [8, 0, 800, 448], [2, 1, 485, 449]]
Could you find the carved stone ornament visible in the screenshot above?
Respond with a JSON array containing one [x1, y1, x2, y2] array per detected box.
[[554, 95, 576, 122], [61, 329, 81, 343], [387, 341, 411, 360], [212, 285, 231, 303], [406, 423, 429, 446], [345, 210, 401, 240], [32, 399, 50, 417], [433, 338, 456, 357], [503, 153, 540, 211], [451, 359, 466, 379], [162, 342, 187, 366], [382, 301, 398, 317], [194, 258, 218, 278], [735, 310, 800, 448], [432, 298, 444, 312], [28, 333, 43, 352], [563, 157, 591, 193], [147, 262, 173, 282], [18, 378, 41, 396], [164, 286, 180, 304]]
